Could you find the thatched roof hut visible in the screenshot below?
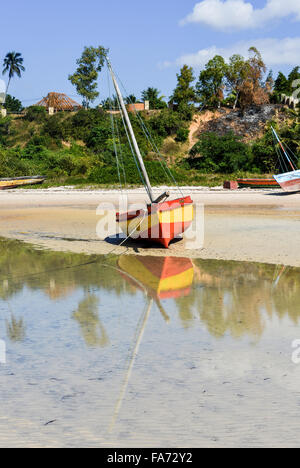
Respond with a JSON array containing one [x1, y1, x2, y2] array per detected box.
[[36, 92, 82, 112]]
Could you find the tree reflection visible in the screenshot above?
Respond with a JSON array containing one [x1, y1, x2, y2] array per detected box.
[[72, 294, 109, 348], [6, 314, 26, 342], [0, 238, 300, 343]]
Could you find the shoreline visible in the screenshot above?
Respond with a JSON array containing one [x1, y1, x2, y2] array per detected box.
[[1, 187, 300, 267]]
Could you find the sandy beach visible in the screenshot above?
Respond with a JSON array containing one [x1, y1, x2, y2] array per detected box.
[[0, 187, 300, 266]]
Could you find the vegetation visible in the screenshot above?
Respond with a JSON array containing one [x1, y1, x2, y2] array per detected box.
[[4, 94, 23, 113], [273, 67, 300, 100], [141, 87, 167, 109], [170, 65, 196, 120], [2, 51, 25, 97], [188, 132, 252, 173], [68, 46, 109, 109], [196, 55, 227, 109], [0, 44, 299, 187]]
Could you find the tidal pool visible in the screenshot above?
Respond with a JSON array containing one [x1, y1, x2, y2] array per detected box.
[[0, 238, 300, 447]]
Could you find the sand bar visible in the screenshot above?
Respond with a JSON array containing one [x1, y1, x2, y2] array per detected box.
[[0, 187, 300, 267]]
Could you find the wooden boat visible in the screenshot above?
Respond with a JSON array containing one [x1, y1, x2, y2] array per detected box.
[[0, 176, 45, 190], [274, 171, 300, 192], [272, 127, 300, 193], [106, 58, 194, 248], [116, 196, 194, 248], [118, 255, 194, 299], [237, 178, 280, 189]]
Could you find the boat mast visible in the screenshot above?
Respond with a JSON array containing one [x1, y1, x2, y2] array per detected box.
[[106, 58, 154, 203], [271, 126, 296, 172]]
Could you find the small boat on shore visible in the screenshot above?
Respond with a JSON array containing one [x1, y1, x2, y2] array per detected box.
[[0, 176, 46, 190], [237, 178, 280, 189], [106, 58, 194, 248], [272, 127, 300, 193]]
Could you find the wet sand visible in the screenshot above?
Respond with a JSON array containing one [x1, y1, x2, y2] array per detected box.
[[0, 188, 300, 267]]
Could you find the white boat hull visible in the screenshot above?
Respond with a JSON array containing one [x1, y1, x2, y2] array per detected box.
[[274, 170, 300, 193]]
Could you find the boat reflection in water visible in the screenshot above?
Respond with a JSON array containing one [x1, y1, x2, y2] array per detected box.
[[108, 255, 195, 432], [118, 255, 194, 322]]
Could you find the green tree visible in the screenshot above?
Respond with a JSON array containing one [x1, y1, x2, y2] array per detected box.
[[4, 94, 23, 113], [141, 87, 167, 109], [170, 65, 196, 120], [196, 55, 226, 109], [2, 52, 25, 97], [69, 46, 109, 109], [274, 72, 289, 96], [125, 94, 137, 104], [101, 95, 119, 110], [225, 54, 247, 109]]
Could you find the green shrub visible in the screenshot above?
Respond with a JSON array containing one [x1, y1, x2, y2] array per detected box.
[[86, 123, 112, 149], [26, 135, 52, 148], [71, 108, 108, 140], [189, 132, 253, 173], [149, 109, 183, 138], [0, 146, 31, 177], [43, 116, 65, 140], [25, 106, 47, 123], [175, 128, 189, 143], [0, 117, 11, 145]]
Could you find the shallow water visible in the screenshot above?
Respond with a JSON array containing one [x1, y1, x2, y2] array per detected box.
[[0, 238, 300, 447]]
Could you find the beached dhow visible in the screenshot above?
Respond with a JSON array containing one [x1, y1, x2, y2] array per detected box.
[[237, 178, 280, 189], [0, 175, 45, 190], [106, 58, 194, 248], [272, 127, 300, 193]]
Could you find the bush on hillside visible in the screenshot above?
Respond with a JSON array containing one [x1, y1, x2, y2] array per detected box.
[[175, 127, 189, 143], [189, 131, 253, 173], [25, 106, 47, 123], [0, 117, 11, 145], [149, 109, 183, 138]]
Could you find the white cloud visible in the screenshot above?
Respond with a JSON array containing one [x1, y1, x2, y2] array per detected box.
[[181, 0, 300, 31], [164, 37, 300, 69]]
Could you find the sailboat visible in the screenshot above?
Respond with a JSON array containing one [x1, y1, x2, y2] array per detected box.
[[106, 59, 194, 248], [272, 126, 300, 193]]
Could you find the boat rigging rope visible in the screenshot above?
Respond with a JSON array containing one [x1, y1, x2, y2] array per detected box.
[[113, 107, 127, 187], [107, 69, 123, 193], [114, 69, 184, 198], [0, 210, 147, 287], [273, 132, 289, 173], [112, 80, 152, 201], [272, 130, 298, 173]]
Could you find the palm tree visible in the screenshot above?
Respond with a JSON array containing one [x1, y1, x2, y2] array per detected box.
[[125, 94, 137, 104], [141, 87, 167, 109], [2, 52, 25, 98]]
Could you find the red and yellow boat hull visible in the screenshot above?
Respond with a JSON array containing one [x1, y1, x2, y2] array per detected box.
[[116, 196, 194, 248]]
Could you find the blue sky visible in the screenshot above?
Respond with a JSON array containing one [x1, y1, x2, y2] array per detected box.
[[1, 0, 300, 106]]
